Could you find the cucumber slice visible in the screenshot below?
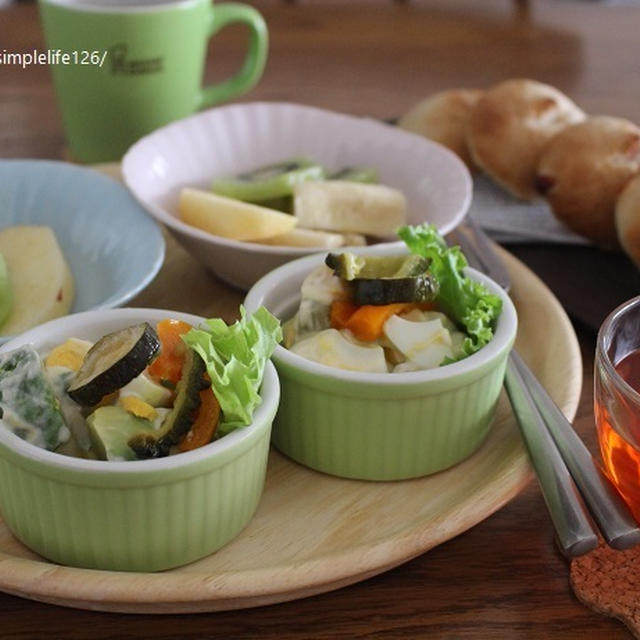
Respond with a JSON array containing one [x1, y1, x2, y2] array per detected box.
[[67, 323, 160, 406], [328, 166, 379, 183], [211, 157, 326, 202]]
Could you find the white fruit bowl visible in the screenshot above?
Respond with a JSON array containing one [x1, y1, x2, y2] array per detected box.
[[122, 102, 472, 291]]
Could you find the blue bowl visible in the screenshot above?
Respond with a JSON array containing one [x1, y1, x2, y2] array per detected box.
[[0, 160, 165, 342]]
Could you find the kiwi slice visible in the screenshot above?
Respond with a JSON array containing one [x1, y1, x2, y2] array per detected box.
[[211, 157, 326, 203], [328, 166, 379, 183], [255, 195, 293, 214]]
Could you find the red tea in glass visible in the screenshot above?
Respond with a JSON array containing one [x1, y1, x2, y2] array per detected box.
[[595, 297, 640, 522]]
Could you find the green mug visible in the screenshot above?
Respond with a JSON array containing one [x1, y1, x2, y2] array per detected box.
[[38, 0, 268, 163]]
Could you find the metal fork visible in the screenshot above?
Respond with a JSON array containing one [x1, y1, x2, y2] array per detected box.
[[451, 219, 640, 557]]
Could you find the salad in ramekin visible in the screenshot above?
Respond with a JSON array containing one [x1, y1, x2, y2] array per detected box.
[[283, 224, 503, 373]]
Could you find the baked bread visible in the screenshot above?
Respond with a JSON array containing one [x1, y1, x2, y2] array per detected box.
[[615, 172, 640, 266], [466, 78, 585, 199], [535, 115, 640, 247], [398, 89, 484, 169]]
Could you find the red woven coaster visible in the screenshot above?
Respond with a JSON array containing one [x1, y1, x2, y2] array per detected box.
[[571, 540, 640, 638]]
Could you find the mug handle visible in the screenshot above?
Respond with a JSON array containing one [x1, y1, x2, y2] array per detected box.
[[197, 3, 268, 109]]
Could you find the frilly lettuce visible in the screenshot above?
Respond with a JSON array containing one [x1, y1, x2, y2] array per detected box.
[[397, 224, 502, 357], [182, 306, 282, 434]]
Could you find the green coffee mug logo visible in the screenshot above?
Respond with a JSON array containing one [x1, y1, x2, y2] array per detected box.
[[108, 44, 163, 75]]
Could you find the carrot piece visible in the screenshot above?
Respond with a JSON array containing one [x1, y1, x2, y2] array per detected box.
[[330, 300, 358, 329], [147, 319, 193, 386], [344, 303, 414, 341], [178, 387, 221, 452]]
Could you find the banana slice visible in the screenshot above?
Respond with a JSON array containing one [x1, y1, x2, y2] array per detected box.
[[179, 188, 298, 242]]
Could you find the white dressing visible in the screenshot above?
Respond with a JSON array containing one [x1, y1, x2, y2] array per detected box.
[[290, 329, 388, 373], [46, 365, 91, 451]]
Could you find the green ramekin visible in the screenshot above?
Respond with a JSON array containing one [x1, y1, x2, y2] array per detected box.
[[0, 308, 279, 571], [244, 248, 517, 481]]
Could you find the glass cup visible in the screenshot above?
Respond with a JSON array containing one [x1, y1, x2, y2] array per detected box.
[[595, 295, 640, 521]]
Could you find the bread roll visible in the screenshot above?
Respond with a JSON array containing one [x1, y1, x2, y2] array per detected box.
[[398, 89, 484, 169], [615, 172, 640, 266], [535, 115, 640, 247], [466, 78, 585, 199]]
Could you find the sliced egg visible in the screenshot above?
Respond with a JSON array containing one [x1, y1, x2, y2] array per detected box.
[[300, 265, 348, 305], [383, 315, 454, 369], [45, 338, 92, 371], [290, 328, 388, 373]]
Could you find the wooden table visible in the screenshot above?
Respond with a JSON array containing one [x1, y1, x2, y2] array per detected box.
[[1, 1, 639, 637]]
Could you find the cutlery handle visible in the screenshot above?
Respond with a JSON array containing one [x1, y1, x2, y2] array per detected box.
[[504, 356, 599, 557], [511, 351, 640, 550], [465, 217, 512, 291]]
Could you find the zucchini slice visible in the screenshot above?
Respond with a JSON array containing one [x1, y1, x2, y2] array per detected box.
[[325, 252, 428, 280], [128, 348, 208, 459], [349, 276, 438, 306], [67, 323, 160, 406], [325, 252, 439, 306]]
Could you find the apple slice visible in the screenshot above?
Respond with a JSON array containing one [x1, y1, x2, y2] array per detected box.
[[178, 188, 297, 242], [0, 226, 74, 335], [0, 252, 11, 328]]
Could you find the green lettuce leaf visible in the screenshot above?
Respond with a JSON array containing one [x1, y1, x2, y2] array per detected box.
[[182, 306, 282, 434], [397, 224, 503, 357]]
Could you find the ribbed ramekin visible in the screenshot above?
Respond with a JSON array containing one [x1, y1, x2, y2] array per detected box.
[[244, 247, 517, 481], [0, 308, 279, 571]]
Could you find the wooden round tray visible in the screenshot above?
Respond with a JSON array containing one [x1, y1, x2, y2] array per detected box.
[[0, 249, 582, 613]]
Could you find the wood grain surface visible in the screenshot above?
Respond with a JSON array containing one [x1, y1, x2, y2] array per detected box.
[[0, 247, 578, 614], [1, 0, 639, 637]]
